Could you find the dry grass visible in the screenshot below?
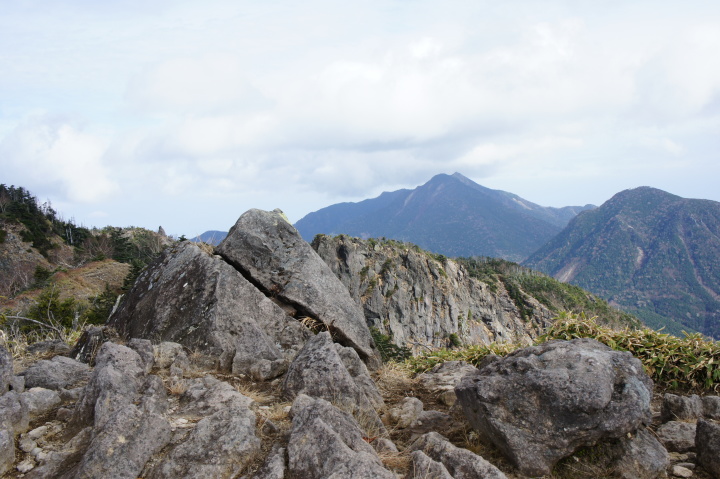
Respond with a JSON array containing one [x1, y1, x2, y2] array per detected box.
[[165, 377, 188, 396]]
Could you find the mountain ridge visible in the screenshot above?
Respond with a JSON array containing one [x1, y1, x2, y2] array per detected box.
[[295, 172, 595, 261], [524, 186, 720, 339]]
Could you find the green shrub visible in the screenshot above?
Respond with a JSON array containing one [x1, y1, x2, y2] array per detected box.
[[404, 313, 720, 393], [370, 327, 412, 363]]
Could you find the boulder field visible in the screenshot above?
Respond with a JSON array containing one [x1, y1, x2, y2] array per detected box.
[[0, 208, 718, 478]]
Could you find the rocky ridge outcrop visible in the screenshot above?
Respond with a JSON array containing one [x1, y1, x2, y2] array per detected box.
[[312, 234, 554, 351], [2, 208, 718, 478]]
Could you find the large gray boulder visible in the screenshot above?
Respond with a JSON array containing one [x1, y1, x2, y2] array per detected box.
[[287, 394, 394, 479], [216, 209, 381, 368], [696, 418, 720, 477], [455, 338, 653, 476], [108, 241, 311, 376], [408, 432, 507, 479], [661, 393, 704, 422], [149, 376, 260, 479], [68, 342, 147, 432], [283, 332, 384, 431], [74, 406, 171, 479], [21, 356, 90, 390]]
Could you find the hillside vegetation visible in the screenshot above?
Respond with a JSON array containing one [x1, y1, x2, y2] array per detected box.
[[406, 313, 720, 394], [0, 183, 171, 343], [525, 186, 720, 339]]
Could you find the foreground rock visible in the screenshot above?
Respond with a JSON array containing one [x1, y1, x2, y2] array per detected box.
[[21, 356, 90, 390], [108, 241, 311, 376], [148, 377, 260, 478], [695, 418, 720, 477], [408, 432, 506, 479], [288, 394, 394, 478], [455, 338, 653, 476], [216, 209, 381, 368], [283, 332, 384, 431]]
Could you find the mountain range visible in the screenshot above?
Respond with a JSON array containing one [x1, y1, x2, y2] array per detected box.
[[194, 174, 720, 339], [294, 173, 595, 262], [525, 187, 720, 339]]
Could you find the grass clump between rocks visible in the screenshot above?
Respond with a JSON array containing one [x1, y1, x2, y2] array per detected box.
[[403, 312, 720, 394]]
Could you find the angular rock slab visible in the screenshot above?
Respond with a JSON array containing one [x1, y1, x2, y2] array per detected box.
[[606, 428, 669, 479], [216, 208, 381, 368], [149, 376, 260, 479], [455, 338, 653, 476], [108, 241, 311, 375], [657, 421, 696, 453], [696, 418, 720, 477], [21, 356, 90, 390], [288, 394, 394, 479], [408, 432, 506, 479], [283, 332, 384, 432]]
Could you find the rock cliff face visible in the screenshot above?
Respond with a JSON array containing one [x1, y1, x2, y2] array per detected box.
[[312, 235, 554, 351]]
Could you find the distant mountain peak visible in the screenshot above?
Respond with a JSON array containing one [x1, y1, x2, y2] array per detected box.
[[525, 187, 720, 339], [294, 173, 595, 261]]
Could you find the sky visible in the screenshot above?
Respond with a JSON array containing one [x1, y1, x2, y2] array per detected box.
[[2, 0, 719, 237]]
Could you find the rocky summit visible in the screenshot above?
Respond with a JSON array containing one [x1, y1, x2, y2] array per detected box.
[[0, 208, 718, 478]]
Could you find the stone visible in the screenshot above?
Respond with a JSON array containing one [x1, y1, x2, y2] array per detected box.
[[22, 387, 62, 417], [10, 375, 24, 393], [70, 326, 111, 364], [416, 361, 478, 394], [388, 397, 424, 428], [17, 457, 36, 473], [24, 427, 93, 479], [148, 391, 259, 478], [671, 465, 693, 478], [249, 445, 285, 479], [408, 432, 507, 479], [216, 208, 381, 368], [287, 394, 395, 479], [59, 387, 84, 403], [702, 396, 720, 420], [20, 436, 38, 452], [179, 376, 254, 416], [0, 429, 14, 476], [127, 338, 154, 373], [455, 338, 653, 476], [605, 427, 669, 479], [657, 421, 696, 453], [67, 342, 146, 433], [406, 450, 453, 479], [373, 438, 399, 454], [407, 410, 456, 438], [0, 345, 12, 393], [74, 406, 171, 479], [26, 339, 72, 357], [21, 356, 90, 390], [154, 342, 186, 369], [283, 332, 384, 431], [28, 425, 48, 440], [662, 394, 704, 422], [107, 242, 311, 374], [696, 418, 720, 477], [0, 390, 29, 434]]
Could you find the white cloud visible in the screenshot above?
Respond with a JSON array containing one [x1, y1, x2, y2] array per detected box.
[[2, 0, 720, 234], [0, 116, 118, 203]]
